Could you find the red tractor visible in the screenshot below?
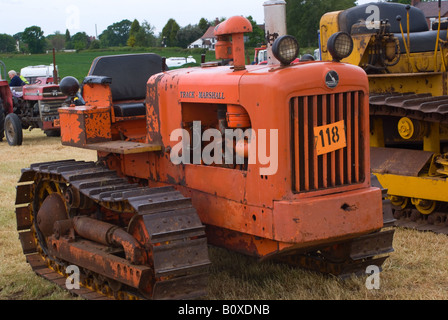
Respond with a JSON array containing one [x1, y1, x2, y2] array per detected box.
[[0, 57, 66, 146]]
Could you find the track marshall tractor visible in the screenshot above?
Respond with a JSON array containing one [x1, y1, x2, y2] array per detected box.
[[0, 52, 65, 146], [15, 1, 394, 300], [320, 1, 448, 235]]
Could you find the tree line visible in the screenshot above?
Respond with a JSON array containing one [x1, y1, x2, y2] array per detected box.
[[0, 15, 264, 54], [0, 0, 415, 54]]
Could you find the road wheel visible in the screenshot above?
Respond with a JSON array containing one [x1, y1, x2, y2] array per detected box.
[[5, 113, 23, 146]]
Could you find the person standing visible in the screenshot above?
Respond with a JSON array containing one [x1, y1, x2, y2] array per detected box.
[[8, 70, 26, 87]]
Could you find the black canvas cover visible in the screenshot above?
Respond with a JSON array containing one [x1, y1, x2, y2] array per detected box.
[[339, 2, 429, 35], [394, 29, 448, 53], [88, 53, 164, 101]]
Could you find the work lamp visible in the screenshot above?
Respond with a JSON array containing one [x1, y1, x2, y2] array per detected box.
[[272, 35, 300, 65], [327, 32, 354, 62]]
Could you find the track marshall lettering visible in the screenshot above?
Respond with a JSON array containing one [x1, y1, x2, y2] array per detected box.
[[180, 91, 225, 100], [178, 304, 270, 317]]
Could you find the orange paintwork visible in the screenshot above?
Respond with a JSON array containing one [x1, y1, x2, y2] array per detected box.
[[214, 16, 253, 36], [136, 60, 380, 258], [226, 104, 251, 128], [58, 17, 383, 260], [83, 83, 113, 108], [215, 16, 253, 70], [46, 236, 153, 294], [59, 81, 148, 146], [59, 106, 112, 146]]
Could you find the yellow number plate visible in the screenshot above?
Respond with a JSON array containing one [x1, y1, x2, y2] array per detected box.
[[314, 120, 346, 156]]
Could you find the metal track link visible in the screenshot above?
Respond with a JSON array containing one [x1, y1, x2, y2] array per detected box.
[[392, 207, 448, 235], [370, 93, 448, 123], [274, 226, 394, 279], [16, 160, 211, 300], [272, 229, 395, 278]]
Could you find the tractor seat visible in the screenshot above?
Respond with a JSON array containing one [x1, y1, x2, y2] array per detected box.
[[394, 29, 448, 54], [88, 53, 165, 101], [339, 2, 429, 35], [339, 2, 445, 54], [86, 53, 166, 118], [113, 102, 146, 117]]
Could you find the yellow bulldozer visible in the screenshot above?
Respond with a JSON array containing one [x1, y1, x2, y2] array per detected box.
[[320, 1, 448, 234]]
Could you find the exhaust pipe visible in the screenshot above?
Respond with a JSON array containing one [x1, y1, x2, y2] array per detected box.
[[72, 216, 146, 265], [263, 0, 287, 65]]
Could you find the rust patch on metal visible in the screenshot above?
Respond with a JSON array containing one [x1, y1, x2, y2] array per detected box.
[[371, 147, 434, 176], [146, 74, 164, 145]]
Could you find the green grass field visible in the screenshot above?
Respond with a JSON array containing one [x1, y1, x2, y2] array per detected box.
[[0, 46, 317, 82], [0, 47, 217, 82], [0, 130, 448, 300]]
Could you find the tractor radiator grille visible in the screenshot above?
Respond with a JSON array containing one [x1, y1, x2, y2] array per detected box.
[[291, 91, 366, 193], [39, 99, 64, 120]]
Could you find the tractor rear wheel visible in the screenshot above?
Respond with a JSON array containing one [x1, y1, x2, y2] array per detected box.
[[5, 113, 23, 146], [0, 98, 5, 142]]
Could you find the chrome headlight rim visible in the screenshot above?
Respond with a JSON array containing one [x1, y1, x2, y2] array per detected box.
[[272, 35, 300, 66], [327, 32, 354, 62]]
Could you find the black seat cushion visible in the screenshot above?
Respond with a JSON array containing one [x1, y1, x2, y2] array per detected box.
[[339, 2, 446, 55], [88, 53, 165, 101], [394, 30, 448, 54], [339, 2, 429, 35], [113, 103, 146, 117]]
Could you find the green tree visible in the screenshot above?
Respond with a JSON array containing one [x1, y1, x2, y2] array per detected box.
[[99, 19, 132, 47], [127, 34, 136, 47], [162, 19, 180, 47], [130, 19, 141, 36], [0, 34, 17, 53], [71, 31, 89, 50], [245, 16, 265, 48], [65, 29, 72, 49], [176, 24, 203, 48], [133, 20, 155, 47], [286, 0, 356, 47], [22, 26, 46, 54], [127, 19, 141, 47], [46, 31, 65, 51], [89, 39, 101, 49], [65, 29, 71, 42], [198, 18, 210, 34], [13, 32, 25, 53]]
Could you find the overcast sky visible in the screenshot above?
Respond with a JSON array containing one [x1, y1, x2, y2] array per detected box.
[[2, 0, 373, 37], [2, 0, 266, 37]]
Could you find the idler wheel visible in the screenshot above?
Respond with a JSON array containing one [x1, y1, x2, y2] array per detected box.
[[37, 193, 69, 237]]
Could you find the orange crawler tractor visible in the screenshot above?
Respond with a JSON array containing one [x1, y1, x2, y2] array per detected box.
[[15, 1, 394, 300]]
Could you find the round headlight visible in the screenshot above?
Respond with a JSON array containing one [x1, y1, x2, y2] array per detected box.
[[327, 32, 354, 62], [272, 35, 300, 66]]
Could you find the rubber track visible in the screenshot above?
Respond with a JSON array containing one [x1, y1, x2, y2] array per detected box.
[[16, 160, 211, 300]]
